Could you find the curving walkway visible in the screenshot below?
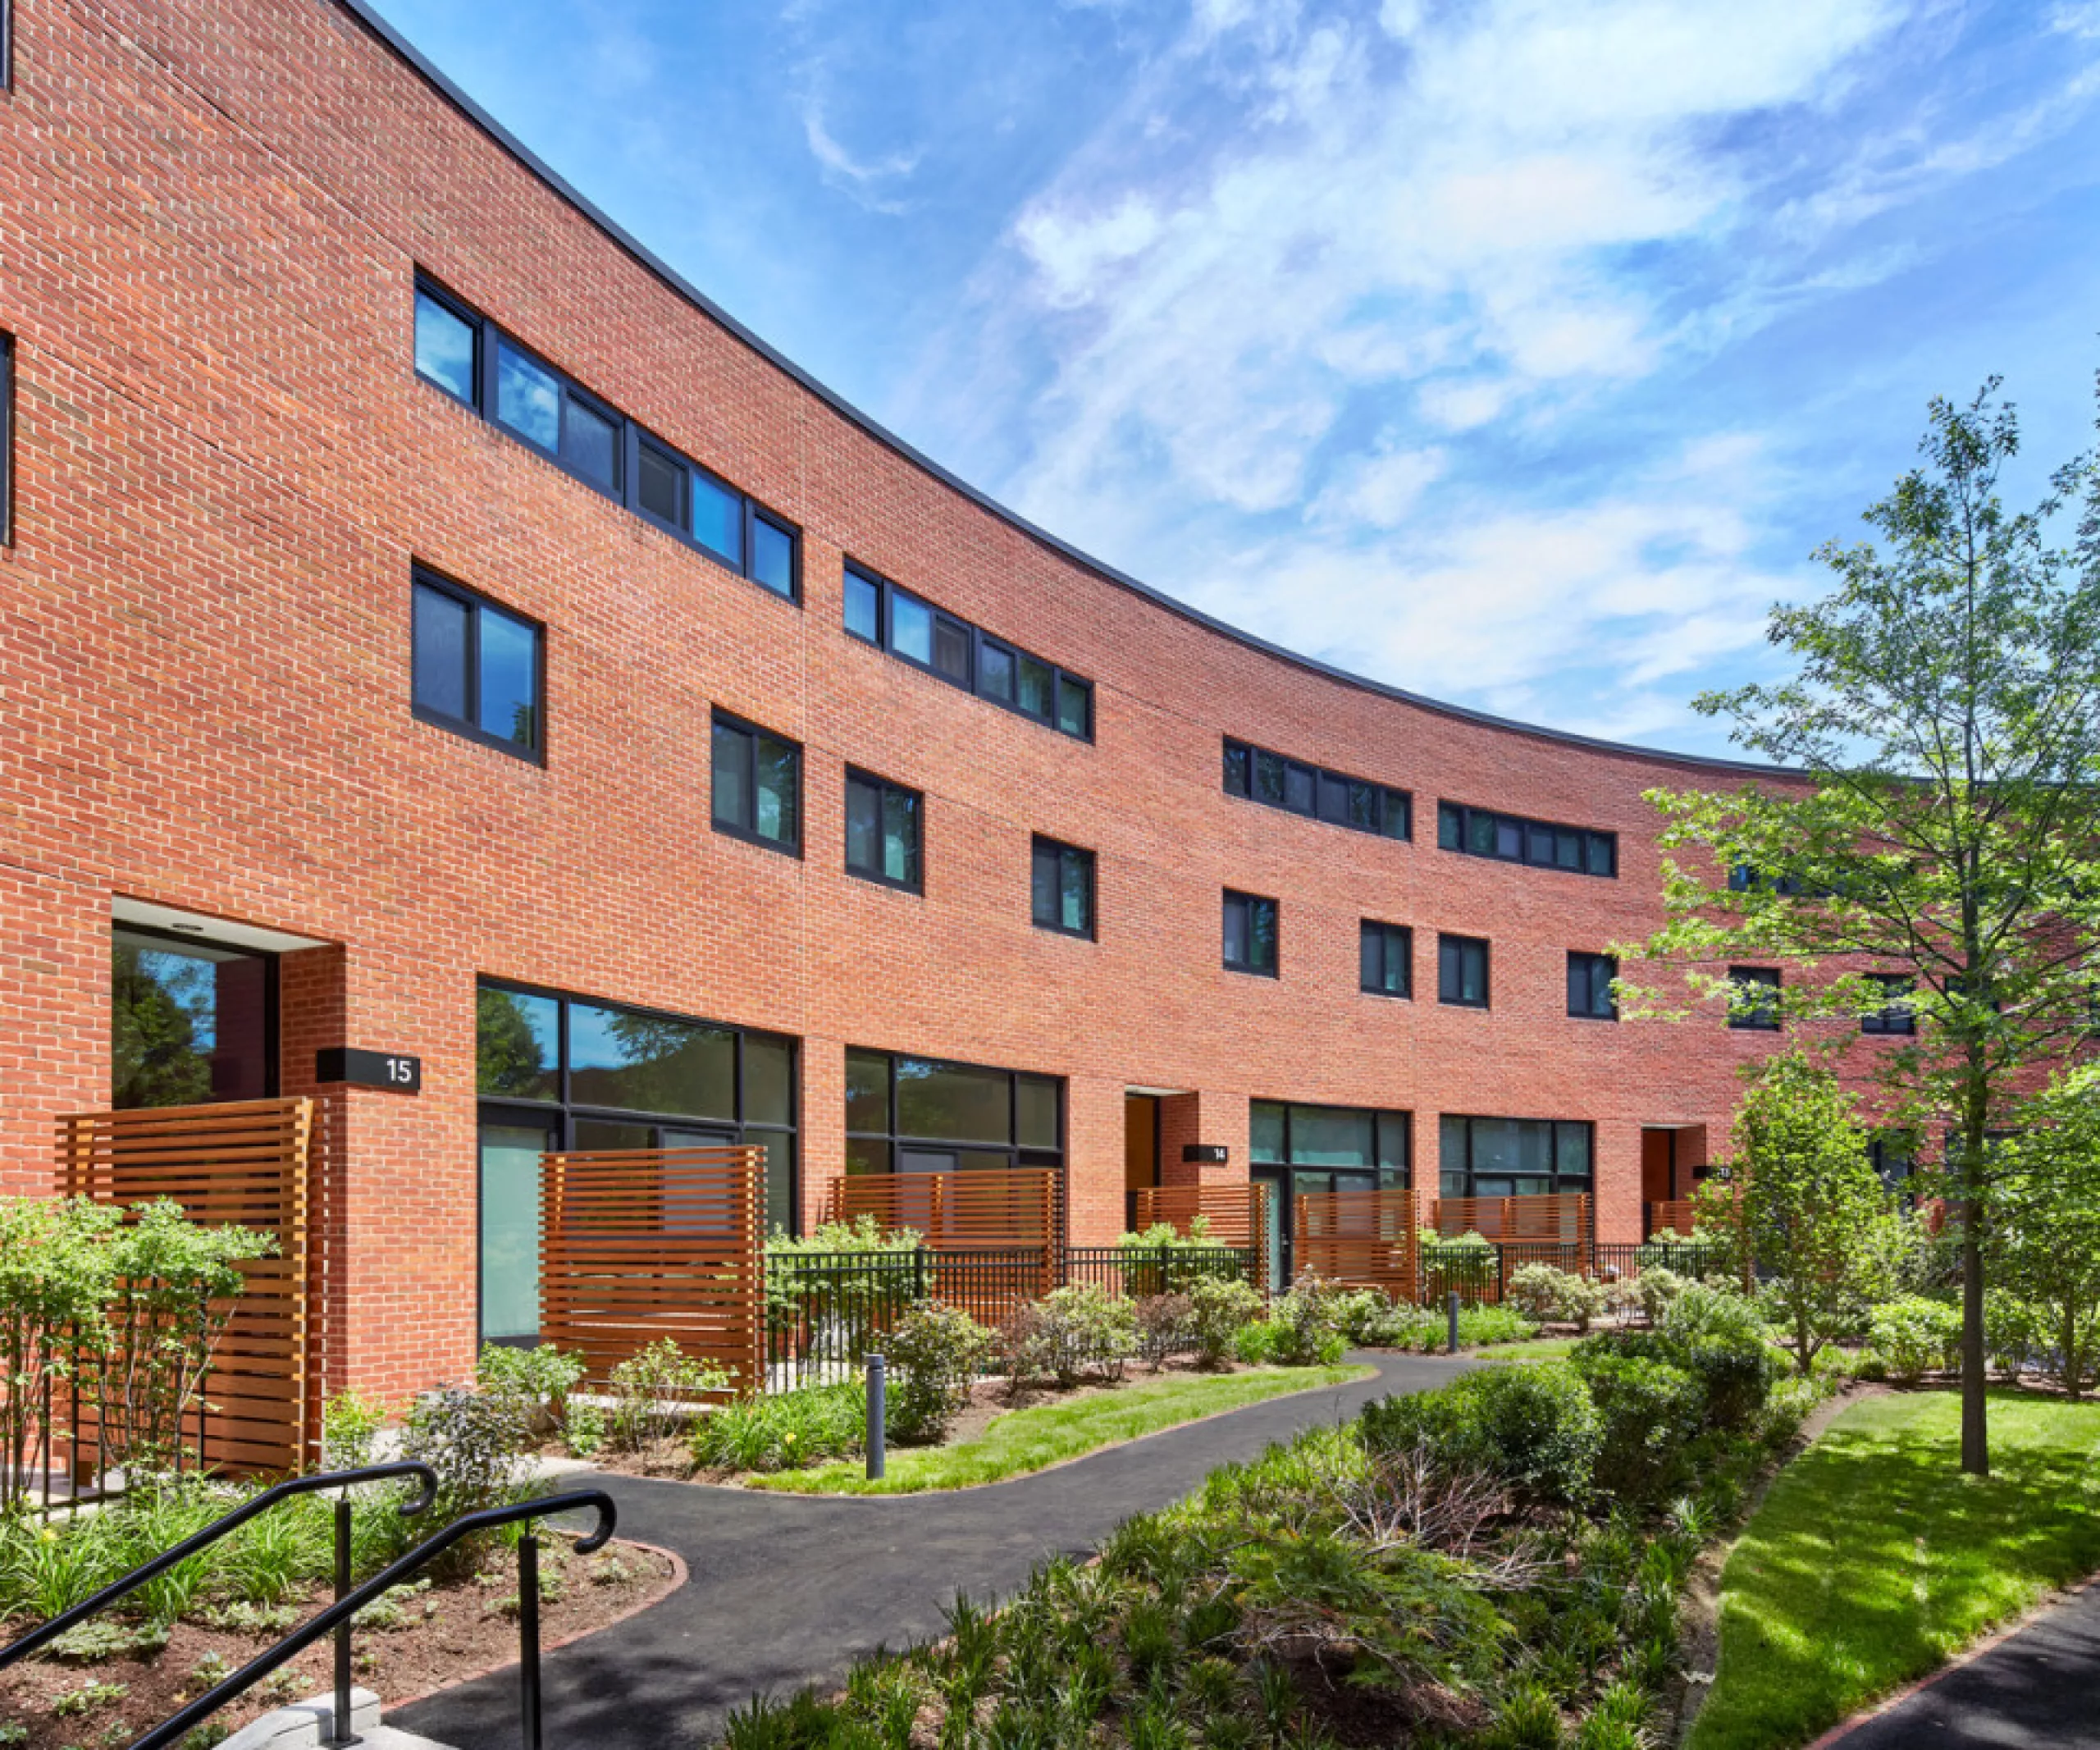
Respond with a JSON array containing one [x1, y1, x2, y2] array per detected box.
[[395, 1353, 1467, 1750]]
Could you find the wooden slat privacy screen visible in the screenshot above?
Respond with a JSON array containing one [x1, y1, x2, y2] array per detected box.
[[1293, 1189, 1418, 1301], [540, 1145, 763, 1396], [57, 1098, 315, 1476], [1432, 1193, 1592, 1248], [1130, 1182, 1272, 1292], [827, 1170, 1058, 1251], [1649, 1198, 1702, 1236]]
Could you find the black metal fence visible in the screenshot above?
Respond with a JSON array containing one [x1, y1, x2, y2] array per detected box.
[[1414, 1240, 1734, 1306], [1064, 1245, 1256, 1300]]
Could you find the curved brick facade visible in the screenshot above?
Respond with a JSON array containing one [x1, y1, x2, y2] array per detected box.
[[0, 0, 1842, 1394]]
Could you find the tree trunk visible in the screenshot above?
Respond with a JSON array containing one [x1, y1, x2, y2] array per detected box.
[[1960, 1077, 1990, 1475]]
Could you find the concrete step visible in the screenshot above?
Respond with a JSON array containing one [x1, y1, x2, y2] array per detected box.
[[219, 1688, 455, 1750]]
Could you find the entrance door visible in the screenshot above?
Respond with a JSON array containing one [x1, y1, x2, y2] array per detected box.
[[479, 1112, 557, 1347], [1123, 1094, 1161, 1230], [1641, 1130, 1676, 1236], [1253, 1167, 1288, 1292]]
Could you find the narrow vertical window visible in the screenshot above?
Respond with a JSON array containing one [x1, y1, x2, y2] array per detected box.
[[1360, 921, 1412, 998], [750, 512, 797, 600], [0, 332, 12, 546], [1438, 934, 1490, 1008], [1030, 837, 1095, 939], [846, 769, 923, 893], [1728, 966, 1782, 1031], [413, 283, 479, 406], [409, 569, 543, 759], [1224, 891, 1279, 977], [844, 567, 882, 644], [1567, 951, 1618, 1020], [711, 711, 801, 854]]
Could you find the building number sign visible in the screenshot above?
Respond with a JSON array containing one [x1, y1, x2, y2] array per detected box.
[[315, 1047, 423, 1095]]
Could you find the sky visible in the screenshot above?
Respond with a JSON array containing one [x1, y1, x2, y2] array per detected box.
[[368, 0, 2100, 756]]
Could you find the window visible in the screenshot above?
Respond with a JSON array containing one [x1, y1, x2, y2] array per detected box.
[[710, 711, 801, 854], [1568, 952, 1618, 1021], [1438, 934, 1490, 1008], [410, 568, 543, 759], [1224, 738, 1409, 841], [1360, 921, 1412, 998], [1253, 1101, 1410, 1181], [112, 926, 276, 1108], [1728, 966, 1781, 1031], [1861, 973, 1915, 1036], [1439, 1115, 1593, 1199], [1031, 837, 1095, 939], [0, 332, 11, 547], [842, 560, 1094, 742], [1867, 1133, 1913, 1198], [411, 272, 799, 601], [846, 768, 923, 892], [1223, 890, 1279, 977], [1436, 802, 1615, 878], [1, 1, 11, 91], [844, 1049, 1063, 1179], [475, 980, 799, 1340]]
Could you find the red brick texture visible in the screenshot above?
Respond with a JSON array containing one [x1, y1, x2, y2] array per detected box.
[[0, 0, 1880, 1397]]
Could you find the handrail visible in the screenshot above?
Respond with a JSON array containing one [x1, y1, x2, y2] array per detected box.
[[131, 1487, 617, 1750], [0, 1463, 439, 1670]]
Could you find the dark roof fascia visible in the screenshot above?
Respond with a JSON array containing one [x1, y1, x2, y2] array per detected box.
[[336, 0, 1791, 782]]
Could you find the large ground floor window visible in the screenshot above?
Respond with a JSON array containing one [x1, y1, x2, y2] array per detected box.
[[1438, 1115, 1592, 1199], [843, 1049, 1063, 1176], [112, 925, 276, 1108], [1251, 1099, 1411, 1291], [475, 979, 797, 1344]]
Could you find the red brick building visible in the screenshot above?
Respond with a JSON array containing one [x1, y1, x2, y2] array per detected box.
[[0, 0, 1833, 1396]]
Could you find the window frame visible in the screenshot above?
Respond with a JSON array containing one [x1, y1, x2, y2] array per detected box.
[[1437, 933, 1491, 1009], [1222, 737, 1410, 841], [410, 271, 801, 605], [0, 331, 11, 548], [1222, 889, 1280, 979], [409, 565, 546, 764], [1567, 951, 1618, 1021], [1359, 920, 1413, 999], [1030, 835, 1097, 941], [1860, 972, 1915, 1036], [1436, 800, 1616, 879], [1438, 1114, 1595, 1200], [1728, 966, 1783, 1031], [844, 765, 925, 894], [841, 558, 1095, 743], [709, 707, 804, 857], [843, 1046, 1066, 1177], [1250, 1099, 1412, 1185]]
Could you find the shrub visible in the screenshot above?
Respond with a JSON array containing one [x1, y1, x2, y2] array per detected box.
[[1865, 1297, 1962, 1386], [400, 1384, 531, 1572], [1000, 1284, 1135, 1391], [1457, 1304, 1537, 1348], [883, 1301, 993, 1442], [692, 1382, 863, 1473], [322, 1388, 389, 1472], [1360, 1361, 1603, 1507], [1262, 1279, 1351, 1366], [1654, 1286, 1782, 1431], [1508, 1264, 1608, 1330], [1186, 1277, 1263, 1368], [1571, 1351, 1703, 1506], [477, 1343, 587, 1431], [605, 1340, 731, 1460], [562, 1400, 606, 1458], [1984, 1291, 2047, 1383], [1131, 1294, 1197, 1366], [1635, 1268, 1690, 1324], [1758, 1375, 1828, 1451], [1339, 1294, 1438, 1350]]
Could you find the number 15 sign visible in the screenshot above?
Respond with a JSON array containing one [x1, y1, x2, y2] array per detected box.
[[314, 1048, 422, 1095]]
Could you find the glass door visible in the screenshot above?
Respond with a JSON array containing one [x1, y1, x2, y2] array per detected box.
[[479, 1113, 557, 1347]]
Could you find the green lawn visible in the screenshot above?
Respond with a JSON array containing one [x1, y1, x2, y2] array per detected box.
[[1476, 1336, 1582, 1359], [747, 1364, 1372, 1495], [1691, 1390, 2100, 1750]]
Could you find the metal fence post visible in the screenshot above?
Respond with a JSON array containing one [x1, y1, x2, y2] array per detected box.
[[1447, 1291, 1460, 1355], [518, 1532, 542, 1750], [328, 1495, 358, 1747], [865, 1353, 886, 1481]]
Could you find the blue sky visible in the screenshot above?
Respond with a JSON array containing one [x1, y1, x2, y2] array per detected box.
[[371, 0, 2100, 756]]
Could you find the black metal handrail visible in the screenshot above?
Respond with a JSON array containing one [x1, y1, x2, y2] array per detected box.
[[0, 1462, 439, 1670], [131, 1487, 616, 1750]]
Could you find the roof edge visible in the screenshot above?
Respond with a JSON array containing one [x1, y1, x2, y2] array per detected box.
[[336, 0, 1790, 783]]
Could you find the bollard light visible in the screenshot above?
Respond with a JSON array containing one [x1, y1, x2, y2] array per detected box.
[[866, 1353, 887, 1481], [1447, 1290, 1461, 1355]]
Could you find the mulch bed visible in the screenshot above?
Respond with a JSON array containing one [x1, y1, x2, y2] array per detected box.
[[0, 1535, 678, 1748]]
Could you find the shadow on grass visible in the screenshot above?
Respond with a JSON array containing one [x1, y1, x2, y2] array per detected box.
[[1689, 1389, 2100, 1750]]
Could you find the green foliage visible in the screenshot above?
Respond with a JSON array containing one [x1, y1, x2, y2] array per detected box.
[[0, 1198, 121, 1510], [765, 1218, 922, 1328], [401, 1383, 532, 1573], [1864, 1297, 1963, 1386], [1508, 1264, 1609, 1331], [563, 1399, 607, 1457], [883, 1301, 994, 1442], [1983, 1291, 2048, 1384], [1131, 1293, 1198, 1366], [48, 1620, 169, 1661], [51, 1681, 126, 1719], [1000, 1284, 1136, 1390], [1185, 1277, 1263, 1368], [322, 1387, 389, 1472], [605, 1340, 731, 1461], [692, 1383, 865, 1474], [1251, 1280, 1352, 1367], [1653, 1286, 1783, 1432], [1992, 1065, 2100, 1397], [1360, 1361, 1604, 1507], [1635, 1268, 1691, 1323], [477, 1342, 587, 1419], [1571, 1351, 1705, 1506]]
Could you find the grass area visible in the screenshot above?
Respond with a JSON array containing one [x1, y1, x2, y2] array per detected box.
[[1691, 1389, 2100, 1750], [748, 1364, 1372, 1494], [1475, 1336, 1582, 1359]]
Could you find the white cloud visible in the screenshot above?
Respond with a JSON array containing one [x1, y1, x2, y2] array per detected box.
[[801, 98, 923, 211], [1308, 441, 1445, 528]]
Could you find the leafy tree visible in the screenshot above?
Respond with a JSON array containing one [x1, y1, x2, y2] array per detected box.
[[1697, 1053, 1904, 1375], [1629, 382, 2100, 1472], [1993, 1067, 2100, 1398]]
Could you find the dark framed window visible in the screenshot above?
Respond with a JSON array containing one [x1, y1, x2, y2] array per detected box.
[[411, 272, 800, 602], [1436, 801, 1615, 878], [1225, 738, 1408, 840], [0, 333, 13, 546], [1861, 973, 1915, 1036], [1360, 921, 1412, 998], [1223, 890, 1279, 978], [1, 0, 11, 91], [1867, 1134, 1913, 1199], [1439, 1115, 1593, 1199], [844, 1048, 1063, 1179], [410, 567, 543, 760], [475, 979, 799, 1341], [1438, 934, 1490, 1008], [113, 925, 277, 1108], [1031, 837, 1095, 939], [1568, 951, 1618, 1021], [710, 710, 801, 855], [842, 560, 1093, 742], [846, 768, 923, 893], [1728, 966, 1782, 1030]]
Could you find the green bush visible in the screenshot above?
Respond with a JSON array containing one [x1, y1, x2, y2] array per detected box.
[[477, 1342, 587, 1423], [1131, 1293, 1197, 1365], [321, 1388, 388, 1472], [883, 1301, 993, 1442], [692, 1382, 863, 1473], [1757, 1374, 1828, 1451], [1635, 1268, 1691, 1323], [1984, 1291, 2048, 1383], [1655, 1285, 1781, 1430], [1338, 1294, 1439, 1349], [1459, 1304, 1538, 1347], [400, 1385, 532, 1574], [1000, 1284, 1135, 1390], [1571, 1351, 1703, 1506], [1360, 1360, 1603, 1507], [1508, 1263, 1608, 1330], [1258, 1280, 1351, 1366], [605, 1340, 732, 1459], [1865, 1296, 1962, 1385], [1186, 1276, 1263, 1367]]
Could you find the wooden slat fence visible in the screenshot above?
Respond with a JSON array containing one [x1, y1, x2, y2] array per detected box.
[[1648, 1198, 1701, 1237], [540, 1145, 763, 1396], [826, 1170, 1058, 1327], [1293, 1188, 1418, 1301], [1130, 1181, 1272, 1295], [1433, 1193, 1592, 1249], [57, 1098, 315, 1477]]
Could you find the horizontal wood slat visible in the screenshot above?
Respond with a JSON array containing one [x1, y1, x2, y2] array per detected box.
[[56, 1098, 315, 1478], [1130, 1182, 1272, 1296], [825, 1172, 1059, 1328], [1432, 1193, 1591, 1247], [540, 1145, 762, 1396], [1293, 1189, 1418, 1301]]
